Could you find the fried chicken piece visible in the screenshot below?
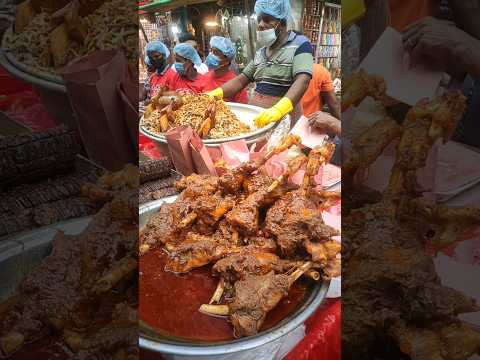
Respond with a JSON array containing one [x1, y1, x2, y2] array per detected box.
[[342, 69, 387, 111], [304, 239, 341, 280]]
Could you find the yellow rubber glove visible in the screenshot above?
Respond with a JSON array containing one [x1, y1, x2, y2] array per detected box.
[[254, 97, 293, 128], [342, 0, 366, 28], [207, 87, 224, 100]]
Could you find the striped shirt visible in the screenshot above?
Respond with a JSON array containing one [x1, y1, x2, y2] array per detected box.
[[243, 31, 314, 97]]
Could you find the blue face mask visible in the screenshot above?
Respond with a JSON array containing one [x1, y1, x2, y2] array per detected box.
[[175, 62, 184, 75], [205, 53, 221, 69]]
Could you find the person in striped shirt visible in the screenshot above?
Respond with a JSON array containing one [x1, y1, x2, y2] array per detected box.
[[207, 0, 313, 128]]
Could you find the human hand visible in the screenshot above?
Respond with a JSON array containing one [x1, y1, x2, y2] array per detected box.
[[308, 111, 341, 136], [402, 17, 469, 69]]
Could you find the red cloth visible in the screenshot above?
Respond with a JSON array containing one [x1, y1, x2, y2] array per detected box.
[[202, 70, 248, 104], [0, 67, 55, 131], [157, 68, 207, 95], [139, 133, 163, 159], [285, 299, 341, 360]]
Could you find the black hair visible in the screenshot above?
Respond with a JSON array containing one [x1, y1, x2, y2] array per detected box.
[[179, 32, 196, 43]]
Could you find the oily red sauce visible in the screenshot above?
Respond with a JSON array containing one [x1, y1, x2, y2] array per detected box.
[[140, 249, 307, 342]]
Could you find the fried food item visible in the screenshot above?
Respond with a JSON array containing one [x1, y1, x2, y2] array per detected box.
[[385, 92, 467, 217], [342, 69, 387, 111], [343, 117, 403, 188], [49, 23, 69, 68], [64, 1, 87, 44], [143, 94, 251, 139], [15, 0, 37, 33]]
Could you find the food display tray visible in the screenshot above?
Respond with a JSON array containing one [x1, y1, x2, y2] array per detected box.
[[139, 196, 330, 359]]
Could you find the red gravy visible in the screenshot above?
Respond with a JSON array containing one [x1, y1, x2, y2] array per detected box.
[[140, 249, 308, 342]]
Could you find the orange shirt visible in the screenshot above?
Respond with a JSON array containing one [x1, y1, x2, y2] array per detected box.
[[388, 0, 436, 32], [301, 64, 334, 117]]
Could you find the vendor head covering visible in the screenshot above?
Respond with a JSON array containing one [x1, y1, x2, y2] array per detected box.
[[174, 43, 202, 67], [144, 40, 170, 68], [254, 0, 291, 20], [145, 40, 170, 57], [209, 36, 236, 60]]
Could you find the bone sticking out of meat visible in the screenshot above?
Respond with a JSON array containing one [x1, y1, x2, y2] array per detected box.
[[262, 134, 301, 165], [342, 117, 403, 189], [268, 154, 307, 192], [199, 262, 312, 317], [209, 278, 226, 304], [306, 269, 321, 281], [93, 257, 138, 294], [302, 141, 336, 193], [179, 212, 198, 228]]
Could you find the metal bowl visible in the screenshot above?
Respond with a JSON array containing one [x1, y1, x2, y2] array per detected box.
[[140, 102, 286, 146], [139, 197, 330, 358], [1, 26, 66, 91]]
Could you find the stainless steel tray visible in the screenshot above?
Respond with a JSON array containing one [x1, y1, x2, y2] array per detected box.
[[1, 26, 66, 93], [140, 102, 285, 146], [139, 196, 330, 358]]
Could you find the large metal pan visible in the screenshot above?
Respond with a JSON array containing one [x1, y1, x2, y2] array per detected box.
[[139, 196, 330, 359], [140, 102, 287, 146]]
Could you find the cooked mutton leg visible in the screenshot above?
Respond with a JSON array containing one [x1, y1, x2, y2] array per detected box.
[[301, 141, 336, 193], [219, 134, 301, 193], [343, 117, 403, 188], [199, 262, 313, 337], [425, 206, 480, 250], [385, 92, 466, 218], [268, 154, 308, 192], [92, 257, 138, 295]]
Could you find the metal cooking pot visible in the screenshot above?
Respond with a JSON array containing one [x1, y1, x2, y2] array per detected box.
[[139, 197, 330, 359]]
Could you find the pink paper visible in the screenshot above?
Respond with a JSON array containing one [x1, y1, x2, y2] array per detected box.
[[220, 140, 250, 168], [290, 115, 328, 149], [322, 164, 341, 187], [359, 27, 443, 106], [436, 141, 480, 194]]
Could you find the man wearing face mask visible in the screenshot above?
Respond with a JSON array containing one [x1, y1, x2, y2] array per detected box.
[[141, 40, 171, 100], [207, 0, 313, 128], [159, 43, 208, 94], [203, 36, 248, 104]]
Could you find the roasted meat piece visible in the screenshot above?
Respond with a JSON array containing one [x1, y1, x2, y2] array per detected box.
[[0, 190, 138, 357]]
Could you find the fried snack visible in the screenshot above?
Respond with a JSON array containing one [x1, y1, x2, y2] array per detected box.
[[342, 69, 387, 111], [64, 1, 87, 44], [143, 94, 251, 139], [14, 0, 37, 33], [7, 0, 137, 72], [49, 23, 69, 68]]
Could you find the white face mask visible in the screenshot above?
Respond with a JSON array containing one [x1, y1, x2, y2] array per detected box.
[[256, 26, 278, 48]]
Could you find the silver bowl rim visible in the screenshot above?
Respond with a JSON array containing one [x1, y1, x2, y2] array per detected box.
[[139, 102, 284, 145], [138, 197, 330, 356]]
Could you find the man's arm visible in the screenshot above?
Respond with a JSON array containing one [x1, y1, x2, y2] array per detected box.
[[221, 74, 252, 99], [322, 90, 341, 120], [284, 74, 312, 105]]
